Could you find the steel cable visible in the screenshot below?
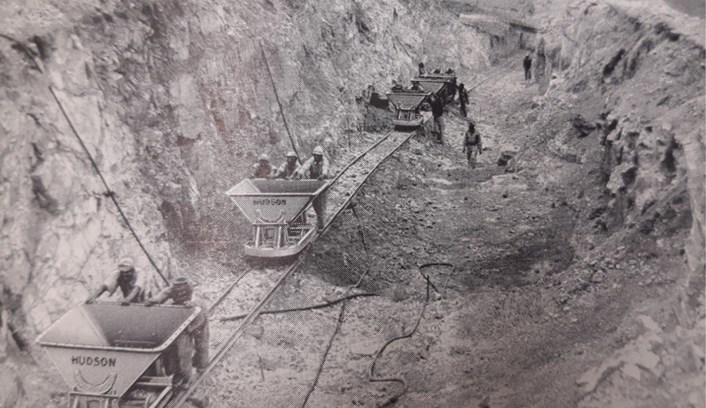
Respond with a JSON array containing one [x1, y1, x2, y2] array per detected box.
[[0, 33, 169, 285]]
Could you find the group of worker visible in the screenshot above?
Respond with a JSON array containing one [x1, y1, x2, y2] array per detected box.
[[417, 62, 455, 76], [416, 62, 482, 169], [251, 145, 330, 230], [86, 258, 208, 388]]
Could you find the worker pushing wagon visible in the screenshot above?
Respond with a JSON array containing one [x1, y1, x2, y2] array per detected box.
[[86, 257, 147, 305], [146, 277, 209, 387], [252, 154, 275, 179], [295, 145, 330, 231], [276, 151, 301, 180]]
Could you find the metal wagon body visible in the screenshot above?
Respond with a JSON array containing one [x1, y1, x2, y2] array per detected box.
[[36, 303, 200, 408], [413, 74, 458, 105], [226, 179, 329, 258], [386, 91, 431, 129]]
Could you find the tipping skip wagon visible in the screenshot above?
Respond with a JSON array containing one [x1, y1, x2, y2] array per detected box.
[[226, 178, 329, 258], [36, 302, 200, 408], [413, 73, 458, 105], [386, 91, 431, 129]]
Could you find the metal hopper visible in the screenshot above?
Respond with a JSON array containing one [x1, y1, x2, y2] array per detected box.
[[387, 92, 430, 111], [226, 179, 329, 257], [386, 91, 431, 128], [226, 179, 328, 223], [37, 303, 199, 406], [414, 75, 458, 104], [413, 78, 447, 95]]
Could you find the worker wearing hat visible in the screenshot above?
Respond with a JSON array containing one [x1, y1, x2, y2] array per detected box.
[[251, 153, 275, 179], [295, 145, 330, 231], [276, 151, 301, 180], [146, 277, 210, 386], [86, 257, 146, 305]]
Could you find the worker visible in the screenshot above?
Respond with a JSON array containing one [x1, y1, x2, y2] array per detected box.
[[458, 83, 469, 117], [146, 277, 209, 386], [85, 257, 146, 305], [276, 151, 301, 179], [446, 68, 455, 74], [448, 78, 458, 101], [251, 154, 275, 178], [433, 68, 442, 74], [409, 81, 423, 92], [430, 94, 445, 145], [523, 54, 532, 81], [296, 146, 330, 231], [462, 121, 483, 169], [418, 62, 426, 76]]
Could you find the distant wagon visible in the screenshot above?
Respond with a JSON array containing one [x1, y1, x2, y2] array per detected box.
[[413, 73, 458, 105], [226, 179, 329, 258], [36, 302, 200, 408], [386, 90, 431, 129]]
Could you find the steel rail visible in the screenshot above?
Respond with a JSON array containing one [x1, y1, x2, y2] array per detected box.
[[171, 121, 427, 407]]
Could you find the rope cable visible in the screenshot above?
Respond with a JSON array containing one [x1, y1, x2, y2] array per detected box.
[[0, 33, 168, 285]]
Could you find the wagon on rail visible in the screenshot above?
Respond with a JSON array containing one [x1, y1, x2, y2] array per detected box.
[[414, 73, 458, 105], [226, 179, 329, 258], [386, 90, 432, 129], [36, 302, 201, 408]]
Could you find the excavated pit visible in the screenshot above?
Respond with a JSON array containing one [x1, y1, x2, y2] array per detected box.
[[1, 0, 704, 407]]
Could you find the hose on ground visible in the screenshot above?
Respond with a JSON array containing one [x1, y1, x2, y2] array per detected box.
[[301, 300, 347, 408], [218, 292, 376, 322], [369, 277, 431, 407]]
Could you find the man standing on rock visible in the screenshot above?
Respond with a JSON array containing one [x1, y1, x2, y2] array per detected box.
[[86, 257, 146, 305], [251, 154, 275, 178], [418, 62, 426, 76], [523, 54, 532, 81], [463, 121, 483, 169], [430, 94, 445, 145], [276, 151, 301, 180], [146, 277, 209, 387], [296, 146, 330, 231]]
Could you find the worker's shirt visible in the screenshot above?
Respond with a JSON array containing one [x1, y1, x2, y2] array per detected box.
[[464, 131, 482, 148], [252, 163, 274, 178], [150, 287, 209, 332], [431, 99, 444, 118], [103, 268, 146, 301], [277, 162, 301, 180], [299, 157, 330, 180], [186, 299, 209, 333]]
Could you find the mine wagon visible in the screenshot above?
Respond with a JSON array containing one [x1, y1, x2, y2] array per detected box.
[[414, 74, 458, 105], [386, 91, 431, 129], [226, 179, 329, 258], [36, 302, 201, 408]]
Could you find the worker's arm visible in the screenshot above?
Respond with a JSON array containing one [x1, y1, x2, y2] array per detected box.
[[145, 288, 171, 306], [320, 159, 330, 180], [295, 158, 311, 179], [85, 284, 108, 304]]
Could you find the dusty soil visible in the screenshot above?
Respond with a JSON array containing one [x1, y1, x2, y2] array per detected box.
[[186, 53, 700, 407]]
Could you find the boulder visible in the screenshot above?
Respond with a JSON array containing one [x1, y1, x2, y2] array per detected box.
[[570, 114, 597, 137], [497, 150, 516, 166]]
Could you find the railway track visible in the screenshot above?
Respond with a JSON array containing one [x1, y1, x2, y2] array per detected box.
[[168, 121, 427, 407]]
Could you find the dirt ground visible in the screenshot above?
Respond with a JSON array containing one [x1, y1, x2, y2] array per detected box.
[[186, 54, 700, 408]]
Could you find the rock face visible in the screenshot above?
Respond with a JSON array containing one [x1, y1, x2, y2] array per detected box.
[[538, 0, 704, 295], [0, 0, 494, 339]]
